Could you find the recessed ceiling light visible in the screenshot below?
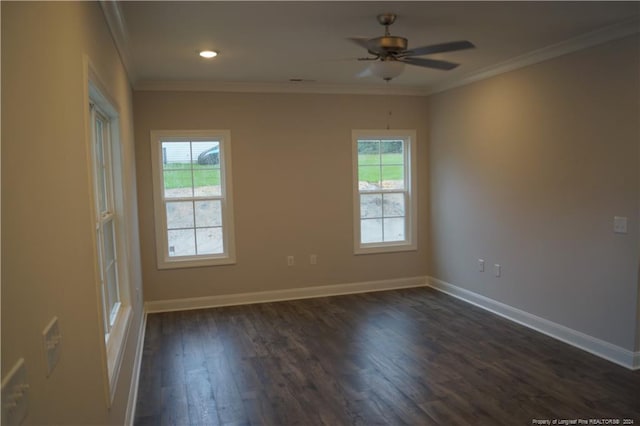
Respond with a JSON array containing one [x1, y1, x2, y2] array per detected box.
[[199, 50, 218, 59]]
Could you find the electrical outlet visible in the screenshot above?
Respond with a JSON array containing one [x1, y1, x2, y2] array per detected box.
[[287, 256, 295, 266], [494, 264, 501, 277], [310, 254, 317, 265], [478, 259, 485, 272], [1, 358, 29, 425], [613, 216, 628, 234], [42, 317, 62, 377]]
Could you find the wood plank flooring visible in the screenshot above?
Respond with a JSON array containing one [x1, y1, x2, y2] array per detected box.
[[134, 287, 640, 425]]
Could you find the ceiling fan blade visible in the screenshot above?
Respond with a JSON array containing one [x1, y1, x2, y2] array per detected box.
[[348, 37, 383, 55], [348, 37, 375, 51], [348, 37, 371, 48], [401, 40, 475, 57], [401, 57, 459, 70]]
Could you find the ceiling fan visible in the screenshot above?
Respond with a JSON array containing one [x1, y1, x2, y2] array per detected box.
[[350, 13, 475, 81]]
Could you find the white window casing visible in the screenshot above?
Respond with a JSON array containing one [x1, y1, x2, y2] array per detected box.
[[352, 129, 418, 254], [150, 130, 236, 269], [86, 60, 132, 406]]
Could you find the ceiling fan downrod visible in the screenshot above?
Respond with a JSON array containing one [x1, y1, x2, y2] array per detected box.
[[377, 13, 397, 36]]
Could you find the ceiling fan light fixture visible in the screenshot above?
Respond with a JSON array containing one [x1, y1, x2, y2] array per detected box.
[[370, 60, 405, 81], [199, 50, 218, 59]]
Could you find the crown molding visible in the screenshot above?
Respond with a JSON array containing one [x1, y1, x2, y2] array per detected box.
[[134, 79, 430, 96], [99, 0, 137, 85], [428, 17, 640, 95]]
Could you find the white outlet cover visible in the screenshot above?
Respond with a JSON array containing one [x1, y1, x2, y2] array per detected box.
[[1, 358, 29, 426], [478, 259, 485, 272], [613, 216, 628, 234]]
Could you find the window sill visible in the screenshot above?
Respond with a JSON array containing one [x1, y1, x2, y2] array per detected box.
[[354, 242, 417, 255], [105, 305, 132, 404], [157, 254, 236, 270]]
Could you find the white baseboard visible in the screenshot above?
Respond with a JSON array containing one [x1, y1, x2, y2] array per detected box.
[[145, 276, 427, 313], [427, 277, 639, 371], [124, 311, 147, 426]]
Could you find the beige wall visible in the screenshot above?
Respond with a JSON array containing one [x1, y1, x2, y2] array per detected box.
[[2, 2, 144, 424], [428, 36, 640, 351], [133, 92, 429, 301]]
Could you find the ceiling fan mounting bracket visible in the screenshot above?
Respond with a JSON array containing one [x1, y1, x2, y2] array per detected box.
[[377, 13, 397, 27], [377, 13, 397, 37]]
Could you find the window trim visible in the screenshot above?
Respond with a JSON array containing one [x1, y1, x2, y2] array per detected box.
[[150, 130, 236, 269], [352, 129, 418, 255], [85, 57, 132, 407]]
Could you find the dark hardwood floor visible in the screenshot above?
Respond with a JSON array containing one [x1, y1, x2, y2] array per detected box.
[[134, 287, 640, 425]]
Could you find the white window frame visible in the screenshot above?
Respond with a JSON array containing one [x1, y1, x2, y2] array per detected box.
[[150, 130, 236, 269], [352, 129, 418, 254], [86, 61, 132, 406], [92, 106, 122, 331]]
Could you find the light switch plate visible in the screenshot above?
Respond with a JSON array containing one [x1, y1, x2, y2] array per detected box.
[[1, 358, 29, 425], [42, 317, 62, 377], [613, 216, 628, 234]]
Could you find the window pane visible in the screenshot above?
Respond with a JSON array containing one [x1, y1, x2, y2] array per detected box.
[[195, 200, 221, 227], [168, 229, 196, 257], [192, 141, 220, 166], [358, 166, 381, 190], [381, 141, 404, 165], [382, 193, 405, 217], [163, 170, 193, 198], [196, 227, 223, 255], [162, 141, 191, 169], [103, 220, 115, 264], [361, 218, 383, 244], [381, 165, 404, 189], [106, 263, 118, 321], [166, 201, 194, 229], [360, 194, 382, 218], [95, 120, 107, 213], [95, 119, 103, 158], [358, 141, 380, 165], [194, 169, 221, 197], [383, 218, 405, 242]]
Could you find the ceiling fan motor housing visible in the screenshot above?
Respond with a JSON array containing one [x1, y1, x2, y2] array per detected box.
[[370, 36, 408, 55]]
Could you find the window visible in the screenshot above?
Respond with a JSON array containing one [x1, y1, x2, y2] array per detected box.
[[88, 73, 132, 405], [92, 106, 121, 330], [150, 130, 236, 269], [352, 130, 417, 254]]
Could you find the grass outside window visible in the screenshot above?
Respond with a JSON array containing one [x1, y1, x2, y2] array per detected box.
[[163, 163, 221, 189], [358, 153, 404, 183]]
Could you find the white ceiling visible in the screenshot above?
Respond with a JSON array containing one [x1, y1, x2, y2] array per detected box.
[[113, 1, 640, 94]]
